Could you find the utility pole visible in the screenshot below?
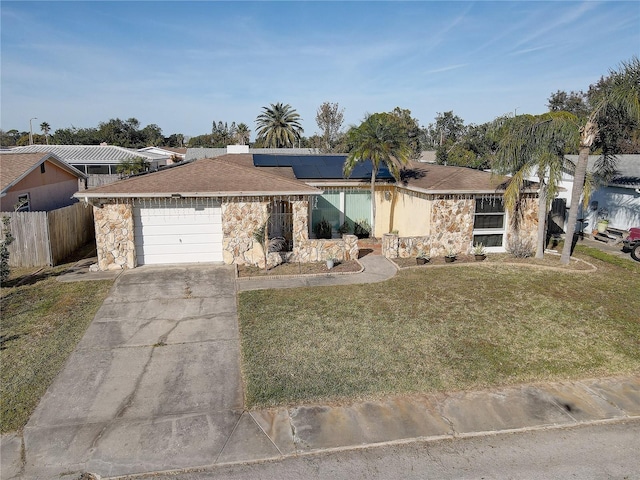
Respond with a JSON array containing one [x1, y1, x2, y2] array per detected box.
[[29, 117, 37, 145]]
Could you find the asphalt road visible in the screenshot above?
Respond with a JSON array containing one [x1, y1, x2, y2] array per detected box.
[[137, 420, 640, 480]]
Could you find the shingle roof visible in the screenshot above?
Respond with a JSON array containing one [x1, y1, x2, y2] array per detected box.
[[1, 152, 86, 193], [75, 154, 321, 198], [10, 145, 165, 164], [399, 162, 515, 193]]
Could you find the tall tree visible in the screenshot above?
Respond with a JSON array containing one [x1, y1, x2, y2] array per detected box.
[[547, 90, 590, 119], [389, 107, 422, 160], [235, 123, 251, 145], [255, 103, 303, 148], [40, 122, 51, 145], [492, 112, 579, 259], [560, 57, 640, 264], [343, 113, 411, 237], [315, 102, 344, 153]]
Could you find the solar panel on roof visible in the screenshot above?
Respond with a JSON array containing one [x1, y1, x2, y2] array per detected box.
[[253, 154, 393, 180]]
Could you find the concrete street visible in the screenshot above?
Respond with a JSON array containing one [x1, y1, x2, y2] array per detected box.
[[130, 419, 640, 480]]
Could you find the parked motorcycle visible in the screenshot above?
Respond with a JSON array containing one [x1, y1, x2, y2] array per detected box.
[[622, 227, 640, 262]]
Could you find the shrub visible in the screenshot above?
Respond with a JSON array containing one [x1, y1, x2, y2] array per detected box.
[[338, 221, 351, 235], [313, 218, 333, 239], [508, 235, 535, 258], [354, 219, 371, 239], [1, 216, 15, 283]]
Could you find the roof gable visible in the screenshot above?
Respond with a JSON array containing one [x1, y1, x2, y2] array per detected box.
[[1, 152, 86, 193]]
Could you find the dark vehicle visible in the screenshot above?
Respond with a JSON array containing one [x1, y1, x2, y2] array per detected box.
[[622, 227, 640, 262]]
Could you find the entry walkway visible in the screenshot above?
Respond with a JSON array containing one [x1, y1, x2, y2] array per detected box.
[[236, 254, 398, 292]]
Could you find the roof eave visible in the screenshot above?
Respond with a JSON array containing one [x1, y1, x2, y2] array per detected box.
[[74, 190, 320, 200]]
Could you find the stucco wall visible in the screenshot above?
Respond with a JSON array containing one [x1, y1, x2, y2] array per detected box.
[[1, 161, 81, 212], [389, 189, 431, 237], [93, 201, 136, 271]]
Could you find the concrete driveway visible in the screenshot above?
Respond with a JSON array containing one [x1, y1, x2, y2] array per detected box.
[[22, 265, 244, 478]]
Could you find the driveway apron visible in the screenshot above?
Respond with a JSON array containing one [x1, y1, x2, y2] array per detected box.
[[22, 265, 244, 478]]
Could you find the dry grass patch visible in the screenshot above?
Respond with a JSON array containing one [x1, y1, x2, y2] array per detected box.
[[239, 251, 640, 408], [1, 259, 113, 433]]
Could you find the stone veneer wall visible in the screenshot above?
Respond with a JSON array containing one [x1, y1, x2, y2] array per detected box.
[[222, 197, 359, 267], [382, 194, 539, 259], [505, 195, 538, 251], [290, 198, 358, 262], [382, 233, 432, 258], [93, 201, 136, 271], [430, 195, 475, 256], [222, 199, 270, 267]]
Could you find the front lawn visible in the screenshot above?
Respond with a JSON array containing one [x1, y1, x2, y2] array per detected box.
[[239, 251, 640, 408], [1, 263, 113, 433]]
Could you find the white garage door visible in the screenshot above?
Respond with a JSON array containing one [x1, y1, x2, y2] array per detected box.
[[133, 200, 223, 265]]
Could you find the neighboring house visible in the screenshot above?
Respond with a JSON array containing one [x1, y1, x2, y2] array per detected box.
[[1, 152, 86, 212], [76, 153, 538, 271], [9, 145, 169, 189], [138, 146, 187, 164], [185, 146, 321, 162], [553, 155, 640, 234]]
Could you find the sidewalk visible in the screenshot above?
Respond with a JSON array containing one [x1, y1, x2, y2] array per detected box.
[[5, 376, 636, 479], [236, 254, 397, 292]]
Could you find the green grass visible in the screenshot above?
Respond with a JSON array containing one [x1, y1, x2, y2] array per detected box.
[[239, 251, 640, 408], [1, 263, 113, 433]]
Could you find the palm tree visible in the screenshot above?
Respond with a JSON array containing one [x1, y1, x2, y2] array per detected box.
[[40, 122, 50, 145], [255, 103, 303, 148], [560, 57, 640, 264], [492, 112, 579, 258], [235, 123, 251, 145], [343, 113, 411, 237]]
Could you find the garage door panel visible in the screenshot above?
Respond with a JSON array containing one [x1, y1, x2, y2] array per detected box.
[[135, 233, 223, 247], [137, 242, 223, 256], [137, 251, 222, 264], [135, 224, 222, 236], [133, 201, 223, 265], [136, 214, 222, 226]]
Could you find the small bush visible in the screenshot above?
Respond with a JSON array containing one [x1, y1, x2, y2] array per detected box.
[[313, 218, 333, 239], [508, 235, 535, 258], [338, 222, 351, 235], [354, 219, 371, 239], [1, 216, 14, 283]]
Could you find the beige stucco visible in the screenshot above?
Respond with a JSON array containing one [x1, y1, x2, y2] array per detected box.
[[375, 188, 432, 237], [1, 160, 82, 212]]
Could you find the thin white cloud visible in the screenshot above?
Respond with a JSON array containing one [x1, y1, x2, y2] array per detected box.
[[426, 64, 469, 74]]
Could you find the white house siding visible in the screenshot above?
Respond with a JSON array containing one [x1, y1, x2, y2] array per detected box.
[[583, 187, 640, 232]]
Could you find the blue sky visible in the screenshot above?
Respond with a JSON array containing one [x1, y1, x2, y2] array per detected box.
[[2, 1, 639, 141]]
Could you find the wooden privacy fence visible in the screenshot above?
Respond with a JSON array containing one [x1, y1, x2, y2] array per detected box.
[[2, 202, 95, 267]]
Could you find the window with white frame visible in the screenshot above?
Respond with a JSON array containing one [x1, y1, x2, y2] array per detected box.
[[473, 197, 506, 250]]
